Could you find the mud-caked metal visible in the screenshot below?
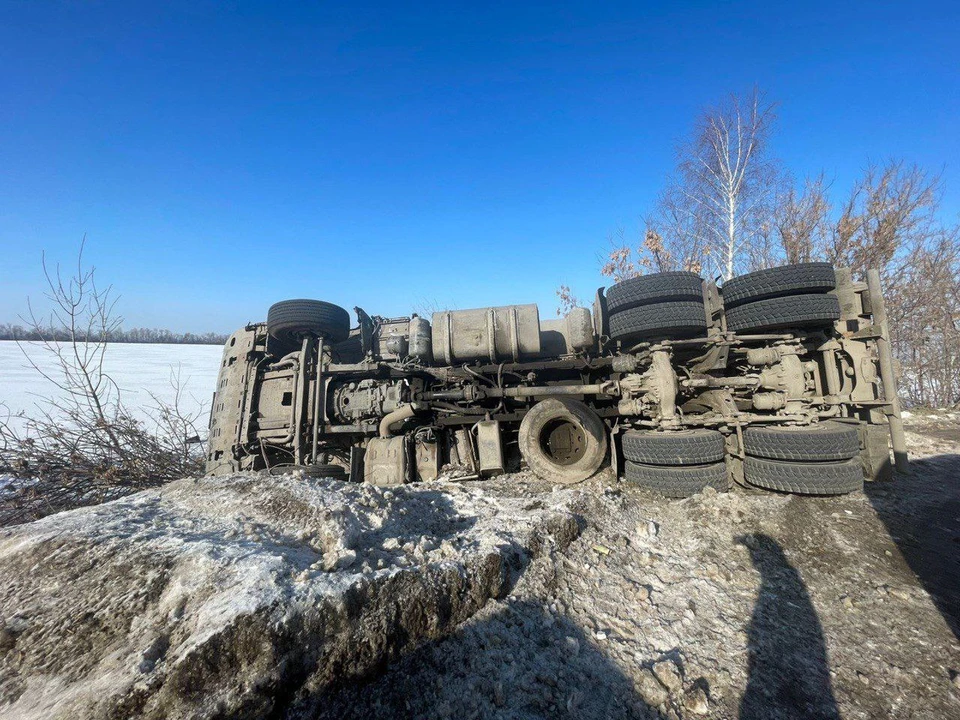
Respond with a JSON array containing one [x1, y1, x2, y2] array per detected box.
[[206, 263, 905, 498]]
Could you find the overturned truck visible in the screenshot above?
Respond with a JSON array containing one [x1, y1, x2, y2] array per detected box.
[[206, 263, 907, 497]]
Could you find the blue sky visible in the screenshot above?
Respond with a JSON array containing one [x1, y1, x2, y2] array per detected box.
[[1, 1, 957, 332]]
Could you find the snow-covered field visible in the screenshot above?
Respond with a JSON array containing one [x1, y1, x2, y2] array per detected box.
[[0, 340, 223, 433]]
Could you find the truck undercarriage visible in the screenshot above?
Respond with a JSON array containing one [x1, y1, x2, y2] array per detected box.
[[206, 263, 906, 497]]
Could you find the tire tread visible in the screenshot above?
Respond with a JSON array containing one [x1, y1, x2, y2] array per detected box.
[[607, 272, 704, 314], [608, 301, 707, 342], [267, 299, 351, 345], [743, 422, 860, 461], [726, 294, 840, 333], [722, 263, 836, 307], [744, 456, 863, 495], [621, 429, 725, 465], [623, 460, 730, 497]]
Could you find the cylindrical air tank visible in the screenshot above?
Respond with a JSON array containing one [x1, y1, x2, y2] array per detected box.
[[431, 304, 541, 364], [408, 316, 433, 362]]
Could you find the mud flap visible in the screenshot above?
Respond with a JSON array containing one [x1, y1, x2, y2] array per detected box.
[[859, 424, 893, 482], [415, 435, 439, 482], [476, 420, 505, 477]]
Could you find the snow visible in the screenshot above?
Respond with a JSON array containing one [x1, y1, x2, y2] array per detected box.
[[0, 340, 223, 433], [0, 474, 38, 499], [0, 472, 580, 719]]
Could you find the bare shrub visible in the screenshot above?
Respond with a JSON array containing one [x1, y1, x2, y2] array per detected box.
[[0, 243, 206, 526], [555, 285, 582, 316], [773, 173, 831, 265]]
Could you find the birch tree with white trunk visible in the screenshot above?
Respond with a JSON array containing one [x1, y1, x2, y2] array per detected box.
[[671, 88, 779, 279]]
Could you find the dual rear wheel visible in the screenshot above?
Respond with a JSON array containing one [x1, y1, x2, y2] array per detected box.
[[621, 428, 729, 497], [721, 263, 841, 332], [620, 422, 864, 497], [741, 422, 863, 494], [604, 263, 842, 341]]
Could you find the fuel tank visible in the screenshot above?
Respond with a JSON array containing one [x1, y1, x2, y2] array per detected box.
[[432, 304, 541, 364]]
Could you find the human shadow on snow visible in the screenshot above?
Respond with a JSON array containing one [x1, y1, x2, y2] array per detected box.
[[738, 532, 840, 720]]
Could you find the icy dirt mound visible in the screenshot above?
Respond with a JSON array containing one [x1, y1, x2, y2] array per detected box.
[[0, 473, 580, 720]]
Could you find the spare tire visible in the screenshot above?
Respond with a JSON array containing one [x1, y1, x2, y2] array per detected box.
[[267, 299, 351, 347], [607, 272, 704, 314], [744, 456, 863, 495], [726, 294, 840, 333], [722, 263, 836, 308], [621, 429, 725, 465], [743, 422, 860, 462], [608, 301, 707, 343], [623, 460, 729, 497], [519, 398, 608, 484]]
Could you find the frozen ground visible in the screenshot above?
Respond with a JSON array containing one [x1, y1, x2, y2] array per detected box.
[[0, 472, 580, 719], [0, 341, 222, 433], [320, 414, 960, 720], [1, 412, 959, 719]]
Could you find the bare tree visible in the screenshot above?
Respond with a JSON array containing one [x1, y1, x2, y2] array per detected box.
[[813, 160, 957, 407], [776, 173, 831, 264], [885, 227, 960, 407], [671, 88, 780, 279], [827, 161, 940, 276], [597, 89, 781, 283]]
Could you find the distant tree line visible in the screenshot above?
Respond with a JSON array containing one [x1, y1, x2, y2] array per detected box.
[[0, 323, 228, 345]]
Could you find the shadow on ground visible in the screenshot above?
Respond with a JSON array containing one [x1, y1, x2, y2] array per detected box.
[[863, 453, 960, 640], [738, 532, 840, 720]]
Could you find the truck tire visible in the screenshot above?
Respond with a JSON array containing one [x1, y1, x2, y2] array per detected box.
[[519, 398, 608, 484], [606, 272, 704, 314], [267, 299, 351, 347], [623, 460, 729, 497], [726, 294, 840, 333], [743, 422, 860, 462], [621, 429, 725, 465], [722, 263, 836, 308], [744, 456, 864, 495], [608, 301, 707, 343]]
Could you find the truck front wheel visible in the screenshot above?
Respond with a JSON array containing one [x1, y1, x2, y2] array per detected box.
[[518, 398, 608, 484], [267, 299, 351, 350]]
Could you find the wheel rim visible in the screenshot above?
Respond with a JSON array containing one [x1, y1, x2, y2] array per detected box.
[[539, 418, 587, 466]]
